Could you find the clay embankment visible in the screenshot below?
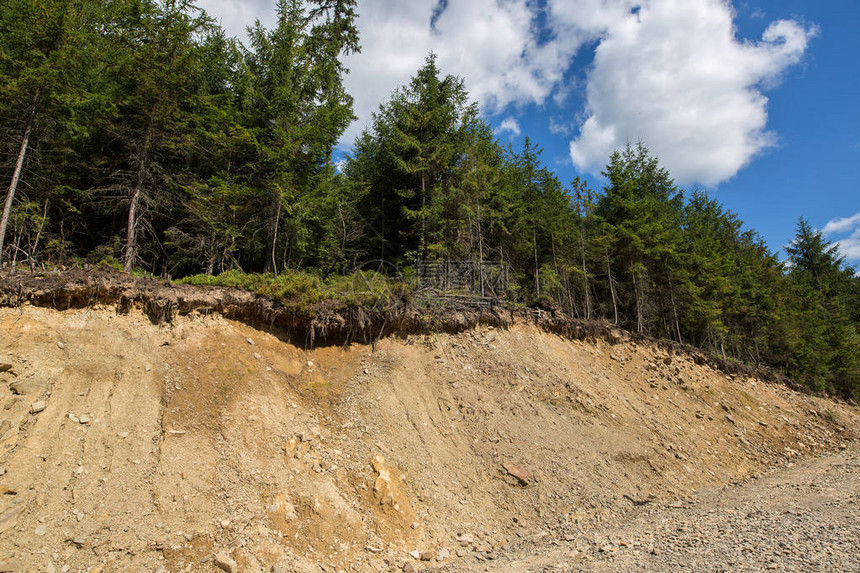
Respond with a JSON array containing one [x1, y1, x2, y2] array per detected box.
[[0, 272, 856, 572]]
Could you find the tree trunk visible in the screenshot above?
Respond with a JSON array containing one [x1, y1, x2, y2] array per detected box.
[[580, 226, 591, 320], [0, 90, 39, 265], [477, 202, 484, 297], [631, 262, 643, 333], [606, 249, 618, 325], [533, 228, 540, 297], [29, 198, 49, 269], [124, 179, 143, 272], [420, 172, 426, 258], [668, 275, 682, 343], [124, 118, 154, 273], [265, 191, 282, 277]]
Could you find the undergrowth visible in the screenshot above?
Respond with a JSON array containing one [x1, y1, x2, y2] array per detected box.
[[177, 269, 412, 310]]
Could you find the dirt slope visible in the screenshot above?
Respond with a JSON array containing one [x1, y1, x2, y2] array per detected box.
[[0, 304, 857, 573]]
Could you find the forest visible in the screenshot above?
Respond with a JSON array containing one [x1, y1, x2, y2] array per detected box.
[[1, 0, 858, 398]]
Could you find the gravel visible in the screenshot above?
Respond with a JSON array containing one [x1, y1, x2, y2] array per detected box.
[[440, 443, 860, 573]]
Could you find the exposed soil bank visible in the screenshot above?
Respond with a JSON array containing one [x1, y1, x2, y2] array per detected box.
[[0, 268, 787, 385], [0, 300, 856, 572]]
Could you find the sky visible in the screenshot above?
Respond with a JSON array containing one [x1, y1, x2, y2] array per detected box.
[[196, 0, 860, 266]]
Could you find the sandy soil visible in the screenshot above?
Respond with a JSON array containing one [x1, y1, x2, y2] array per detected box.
[[0, 305, 856, 572]]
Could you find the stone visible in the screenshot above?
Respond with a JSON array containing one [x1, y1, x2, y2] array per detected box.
[[0, 505, 24, 534], [437, 547, 450, 561], [402, 563, 416, 573], [78, 414, 91, 425], [30, 400, 47, 414], [502, 462, 533, 486], [214, 552, 238, 573], [420, 551, 433, 561], [9, 379, 46, 395], [408, 550, 420, 559], [57, 341, 66, 349], [0, 364, 12, 373]]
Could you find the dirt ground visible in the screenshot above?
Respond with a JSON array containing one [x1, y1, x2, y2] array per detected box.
[[0, 304, 857, 572], [464, 443, 860, 573]]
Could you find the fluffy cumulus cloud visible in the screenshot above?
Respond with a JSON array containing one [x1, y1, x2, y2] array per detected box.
[[564, 0, 816, 185], [195, 0, 815, 184], [823, 212, 860, 263]]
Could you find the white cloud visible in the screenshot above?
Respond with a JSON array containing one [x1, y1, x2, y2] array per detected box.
[[496, 117, 521, 137], [823, 213, 860, 263], [823, 212, 860, 236], [836, 230, 860, 263], [566, 0, 816, 186], [340, 0, 584, 143]]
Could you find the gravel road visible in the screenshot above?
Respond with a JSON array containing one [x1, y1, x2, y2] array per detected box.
[[451, 443, 860, 573]]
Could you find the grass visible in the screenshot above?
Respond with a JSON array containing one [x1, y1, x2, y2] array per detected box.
[[176, 269, 412, 310]]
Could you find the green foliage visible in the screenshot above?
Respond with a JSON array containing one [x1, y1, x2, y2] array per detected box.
[[178, 268, 409, 310], [782, 219, 860, 398], [0, 13, 856, 398]]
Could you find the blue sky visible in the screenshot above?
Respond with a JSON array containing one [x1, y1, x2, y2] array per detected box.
[[198, 0, 860, 265]]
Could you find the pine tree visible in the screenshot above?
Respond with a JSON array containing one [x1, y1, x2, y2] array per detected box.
[[595, 142, 683, 334], [243, 0, 358, 275], [347, 54, 476, 264], [785, 218, 860, 397]]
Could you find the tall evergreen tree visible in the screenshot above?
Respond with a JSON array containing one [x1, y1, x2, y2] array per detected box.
[[243, 0, 358, 275], [347, 54, 477, 264], [595, 142, 683, 334], [785, 218, 860, 397]]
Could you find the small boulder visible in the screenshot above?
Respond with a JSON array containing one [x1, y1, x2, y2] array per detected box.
[[9, 379, 46, 395], [30, 401, 47, 414], [503, 462, 534, 486], [214, 552, 238, 573]]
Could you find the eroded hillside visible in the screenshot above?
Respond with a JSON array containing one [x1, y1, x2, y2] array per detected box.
[[0, 304, 856, 573]]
